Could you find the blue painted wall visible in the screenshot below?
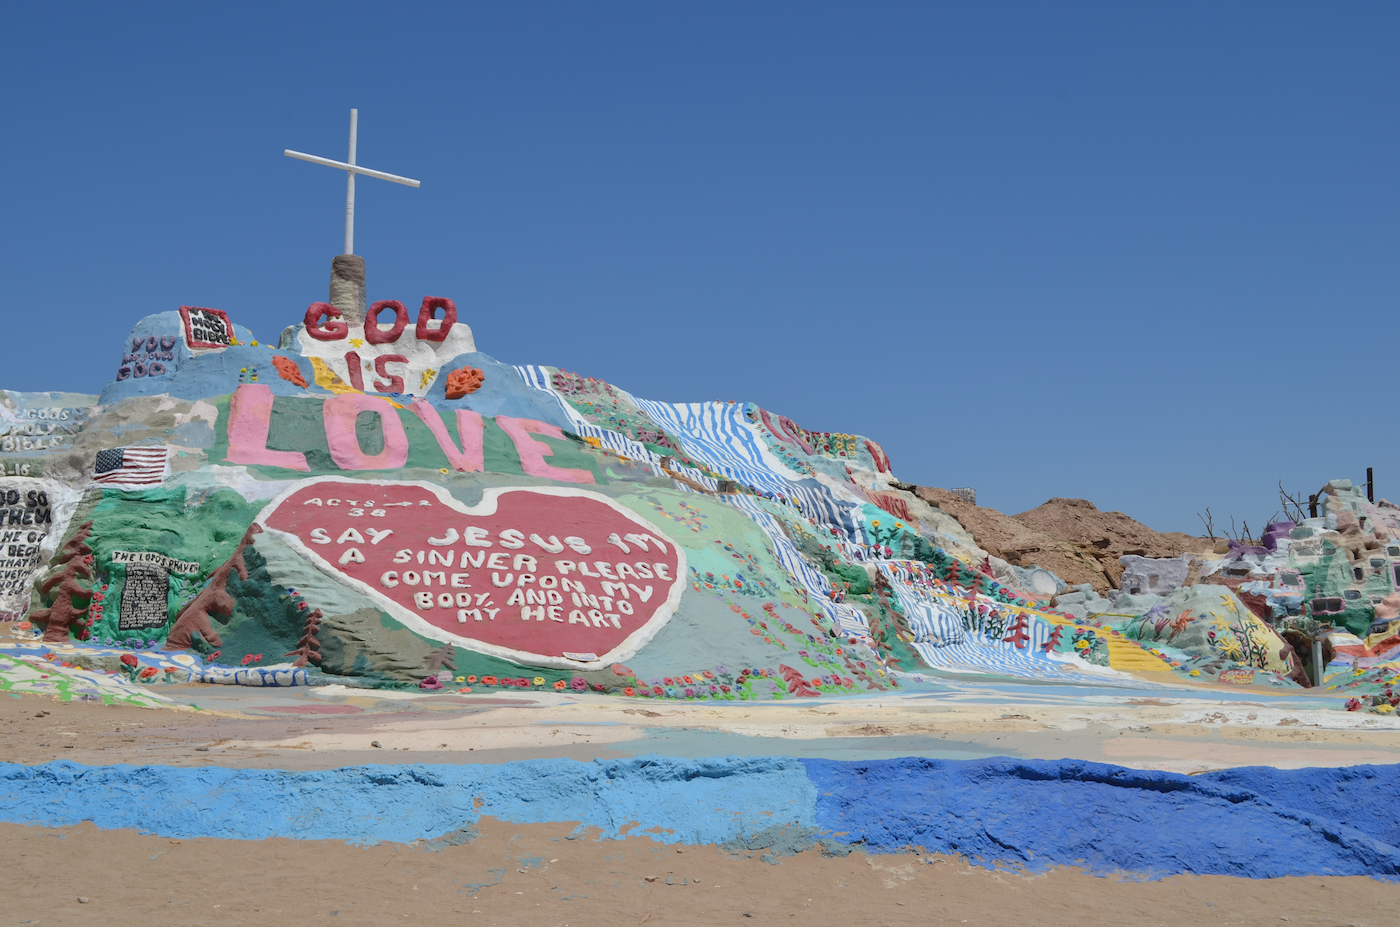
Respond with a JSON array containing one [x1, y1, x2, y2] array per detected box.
[[3, 755, 1397, 879]]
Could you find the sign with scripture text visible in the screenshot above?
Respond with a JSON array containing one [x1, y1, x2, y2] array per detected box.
[[179, 306, 234, 349], [257, 478, 686, 669], [117, 563, 170, 631], [0, 483, 57, 620]]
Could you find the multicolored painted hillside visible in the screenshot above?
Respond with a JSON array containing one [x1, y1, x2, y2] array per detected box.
[[0, 289, 1385, 708]]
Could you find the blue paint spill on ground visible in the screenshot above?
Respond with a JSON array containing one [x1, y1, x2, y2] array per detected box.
[[3, 754, 1399, 879], [803, 757, 1400, 879]]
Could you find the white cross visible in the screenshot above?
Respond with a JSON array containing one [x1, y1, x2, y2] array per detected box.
[[284, 109, 420, 256]]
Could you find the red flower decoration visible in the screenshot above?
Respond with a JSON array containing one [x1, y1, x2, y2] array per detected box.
[[119, 653, 138, 667], [623, 687, 635, 696]]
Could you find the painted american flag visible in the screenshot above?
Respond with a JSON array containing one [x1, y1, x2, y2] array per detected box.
[[92, 447, 170, 487]]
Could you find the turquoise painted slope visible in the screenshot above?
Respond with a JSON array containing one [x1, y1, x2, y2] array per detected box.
[[3, 756, 1399, 879]]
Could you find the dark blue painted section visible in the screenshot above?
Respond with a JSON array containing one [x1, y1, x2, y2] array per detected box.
[[803, 757, 1400, 879], [1201, 764, 1400, 849]]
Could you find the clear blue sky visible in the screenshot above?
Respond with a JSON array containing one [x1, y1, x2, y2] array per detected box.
[[2, 2, 1396, 535]]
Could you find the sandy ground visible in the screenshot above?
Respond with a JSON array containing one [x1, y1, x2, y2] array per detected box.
[[4, 683, 1400, 773], [2, 817, 1396, 927], [5, 689, 1400, 925]]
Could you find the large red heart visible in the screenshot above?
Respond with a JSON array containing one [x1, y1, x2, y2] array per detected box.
[[256, 478, 686, 670]]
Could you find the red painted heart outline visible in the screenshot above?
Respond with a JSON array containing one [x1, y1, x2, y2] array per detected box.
[[255, 477, 687, 670]]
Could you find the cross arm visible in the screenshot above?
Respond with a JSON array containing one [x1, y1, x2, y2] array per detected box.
[[283, 150, 421, 187]]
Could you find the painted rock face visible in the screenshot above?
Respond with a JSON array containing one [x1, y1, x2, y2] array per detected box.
[[258, 479, 686, 669]]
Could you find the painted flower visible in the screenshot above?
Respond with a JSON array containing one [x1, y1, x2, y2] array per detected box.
[[720, 685, 731, 693], [570, 677, 587, 691], [533, 676, 545, 686], [652, 686, 663, 695], [138, 667, 158, 679], [664, 677, 674, 685], [482, 675, 498, 685], [466, 675, 478, 683], [455, 676, 465, 683], [553, 680, 566, 690], [623, 687, 635, 696], [682, 675, 694, 685], [684, 688, 695, 698], [119, 654, 137, 667]]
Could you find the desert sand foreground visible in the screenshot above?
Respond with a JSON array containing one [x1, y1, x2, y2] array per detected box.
[[4, 679, 1399, 773], [1, 816, 1395, 927], [4, 688, 1400, 925]]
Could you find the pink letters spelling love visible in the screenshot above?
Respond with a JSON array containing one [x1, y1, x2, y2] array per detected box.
[[224, 383, 593, 482], [258, 480, 685, 666]]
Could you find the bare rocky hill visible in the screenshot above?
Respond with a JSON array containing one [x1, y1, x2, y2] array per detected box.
[[913, 489, 1208, 593]]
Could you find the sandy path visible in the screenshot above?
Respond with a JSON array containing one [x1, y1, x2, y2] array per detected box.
[[1, 818, 1394, 927], [5, 687, 1400, 773]]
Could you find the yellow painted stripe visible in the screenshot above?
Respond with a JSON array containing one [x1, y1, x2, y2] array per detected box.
[[1105, 637, 1174, 673]]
